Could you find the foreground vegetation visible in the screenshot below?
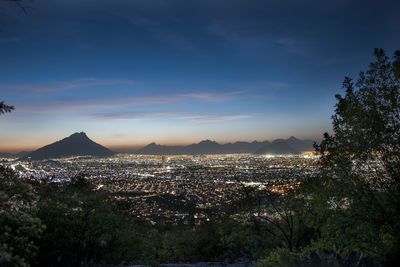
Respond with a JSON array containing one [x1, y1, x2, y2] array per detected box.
[[1, 49, 399, 266]]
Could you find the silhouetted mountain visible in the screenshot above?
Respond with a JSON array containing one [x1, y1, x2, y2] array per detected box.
[[254, 137, 314, 155], [136, 137, 312, 155], [15, 151, 31, 158], [185, 140, 222, 154], [0, 150, 34, 158], [0, 152, 14, 158], [273, 136, 314, 152], [21, 132, 115, 160], [135, 142, 185, 155], [222, 141, 270, 153], [255, 140, 300, 155]]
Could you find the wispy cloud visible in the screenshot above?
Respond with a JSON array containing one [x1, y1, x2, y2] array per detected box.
[[16, 102, 131, 113], [178, 91, 239, 101], [90, 111, 250, 123], [6, 78, 135, 92], [125, 91, 241, 106], [12, 89, 241, 113], [90, 111, 174, 121], [96, 117, 144, 122], [72, 90, 239, 107], [208, 21, 311, 57], [176, 114, 250, 122]]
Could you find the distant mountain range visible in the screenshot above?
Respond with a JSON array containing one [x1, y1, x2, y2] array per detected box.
[[1, 134, 315, 160], [0, 151, 31, 158], [20, 132, 115, 160], [0, 152, 14, 158], [136, 136, 314, 155]]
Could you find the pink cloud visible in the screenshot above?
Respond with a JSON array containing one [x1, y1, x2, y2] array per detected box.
[[16, 102, 130, 112], [11, 89, 241, 113], [8, 78, 135, 92], [176, 114, 250, 122]]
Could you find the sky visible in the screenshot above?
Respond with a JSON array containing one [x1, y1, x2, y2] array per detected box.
[[1, 0, 399, 153]]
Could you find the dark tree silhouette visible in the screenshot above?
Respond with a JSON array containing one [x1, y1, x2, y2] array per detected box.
[[0, 166, 44, 266], [3, 0, 31, 14], [312, 48, 400, 265], [255, 49, 400, 266], [0, 101, 14, 115], [316, 48, 400, 219]]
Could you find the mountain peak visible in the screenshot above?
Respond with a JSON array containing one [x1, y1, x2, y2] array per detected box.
[[69, 132, 88, 138], [21, 132, 114, 160], [135, 136, 314, 155], [147, 142, 158, 147], [199, 139, 218, 144]]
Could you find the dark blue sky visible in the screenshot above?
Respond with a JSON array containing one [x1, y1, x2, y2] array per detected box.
[[1, 0, 399, 152]]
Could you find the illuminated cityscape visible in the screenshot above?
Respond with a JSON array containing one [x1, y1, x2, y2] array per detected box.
[[1, 0, 398, 265], [1, 153, 318, 225]]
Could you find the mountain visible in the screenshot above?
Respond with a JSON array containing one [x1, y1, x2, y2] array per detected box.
[[0, 152, 14, 158], [135, 142, 185, 155], [15, 151, 31, 158], [222, 141, 270, 154], [136, 137, 313, 155], [254, 137, 314, 155], [278, 136, 314, 152], [21, 132, 115, 160], [255, 140, 300, 155], [185, 140, 222, 154], [135, 140, 268, 155], [0, 151, 33, 158]]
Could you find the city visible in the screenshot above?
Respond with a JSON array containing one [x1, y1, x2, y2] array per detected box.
[[2, 153, 318, 225], [1, 0, 399, 265]]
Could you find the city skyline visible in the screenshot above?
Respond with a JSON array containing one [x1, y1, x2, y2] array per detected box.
[[1, 0, 400, 152]]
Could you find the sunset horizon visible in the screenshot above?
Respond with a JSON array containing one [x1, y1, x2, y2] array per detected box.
[[1, 1, 399, 266], [0, 130, 319, 154], [2, 0, 398, 155]]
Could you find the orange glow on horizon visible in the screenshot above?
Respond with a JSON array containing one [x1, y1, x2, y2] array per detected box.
[[0, 131, 323, 154]]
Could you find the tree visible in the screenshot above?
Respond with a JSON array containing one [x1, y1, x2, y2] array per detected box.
[[33, 175, 142, 266], [1, 0, 31, 14], [0, 101, 14, 115], [250, 183, 311, 253], [0, 166, 44, 267], [312, 48, 400, 265], [231, 172, 315, 265]]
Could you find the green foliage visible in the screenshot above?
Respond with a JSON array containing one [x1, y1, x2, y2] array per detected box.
[[0, 166, 44, 267], [241, 180, 316, 254], [0, 211, 43, 267], [218, 220, 267, 260], [255, 49, 400, 266], [33, 177, 142, 266], [137, 221, 259, 265], [310, 48, 400, 265], [1, 167, 262, 266], [256, 247, 296, 267]]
